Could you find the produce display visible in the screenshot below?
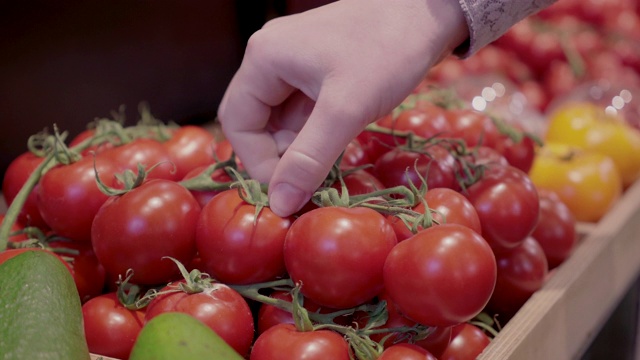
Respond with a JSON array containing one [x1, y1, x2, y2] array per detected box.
[[1, 1, 639, 359]]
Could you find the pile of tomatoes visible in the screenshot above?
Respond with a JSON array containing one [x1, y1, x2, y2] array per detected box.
[[0, 90, 584, 360]]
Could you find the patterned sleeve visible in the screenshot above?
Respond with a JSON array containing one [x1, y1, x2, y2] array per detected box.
[[455, 0, 558, 57]]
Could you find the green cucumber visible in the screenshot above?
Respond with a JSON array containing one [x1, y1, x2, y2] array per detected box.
[[129, 312, 244, 360], [0, 249, 90, 359]]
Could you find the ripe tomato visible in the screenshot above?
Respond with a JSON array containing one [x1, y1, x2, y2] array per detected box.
[[101, 138, 179, 181], [383, 224, 497, 327], [378, 343, 437, 360], [487, 237, 549, 318], [444, 108, 501, 149], [528, 143, 622, 222], [531, 190, 578, 269], [495, 133, 537, 174], [250, 323, 350, 360], [464, 164, 540, 250], [440, 323, 491, 360], [69, 129, 120, 156], [545, 101, 640, 188], [82, 292, 145, 360], [48, 240, 106, 303], [37, 155, 119, 242], [145, 280, 255, 357], [284, 206, 397, 309], [195, 188, 292, 284], [339, 138, 371, 169], [181, 165, 233, 208], [2, 152, 49, 229], [162, 125, 216, 180], [91, 179, 200, 285]]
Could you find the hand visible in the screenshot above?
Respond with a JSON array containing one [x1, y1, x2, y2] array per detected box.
[[217, 0, 468, 217]]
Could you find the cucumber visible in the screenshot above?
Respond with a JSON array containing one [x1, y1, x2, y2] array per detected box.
[[129, 312, 244, 360], [0, 250, 90, 360]]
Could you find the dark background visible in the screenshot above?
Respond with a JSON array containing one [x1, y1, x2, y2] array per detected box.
[[0, 0, 328, 182]]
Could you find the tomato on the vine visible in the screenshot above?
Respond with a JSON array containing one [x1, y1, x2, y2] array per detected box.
[[101, 138, 179, 181], [250, 323, 350, 360], [378, 343, 437, 360], [48, 240, 106, 303], [284, 206, 397, 309], [440, 323, 492, 360], [162, 125, 216, 180], [531, 189, 578, 269]]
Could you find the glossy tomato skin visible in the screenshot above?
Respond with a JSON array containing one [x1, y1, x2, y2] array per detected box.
[[340, 138, 371, 169], [444, 108, 501, 149], [488, 237, 549, 318], [91, 179, 200, 285], [181, 165, 233, 208], [440, 323, 491, 360], [37, 155, 119, 242], [417, 187, 482, 234], [2, 152, 49, 229], [145, 281, 255, 357], [82, 292, 145, 360], [373, 144, 457, 191], [196, 189, 292, 284], [250, 323, 350, 360], [162, 125, 216, 180], [383, 224, 497, 327], [48, 240, 106, 303], [284, 206, 397, 309], [531, 190, 578, 269], [378, 343, 438, 360], [101, 138, 179, 181], [464, 164, 540, 250]]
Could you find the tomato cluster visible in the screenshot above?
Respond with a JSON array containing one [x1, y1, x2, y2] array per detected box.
[[0, 88, 583, 360]]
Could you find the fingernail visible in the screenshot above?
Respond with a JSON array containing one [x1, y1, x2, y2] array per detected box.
[[269, 183, 308, 217]]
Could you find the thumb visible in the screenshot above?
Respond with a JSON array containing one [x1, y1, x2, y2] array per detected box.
[[267, 87, 374, 217]]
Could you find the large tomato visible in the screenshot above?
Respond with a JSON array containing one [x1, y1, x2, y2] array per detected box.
[[250, 324, 350, 360], [531, 189, 578, 269], [545, 101, 640, 187], [36, 155, 119, 242], [101, 138, 179, 181], [383, 224, 496, 327], [284, 206, 397, 309], [464, 164, 540, 250], [440, 323, 492, 360], [82, 292, 145, 360], [2, 152, 49, 229], [91, 179, 200, 285], [444, 108, 502, 149], [145, 280, 255, 358], [181, 165, 233, 208], [162, 125, 216, 180], [528, 142, 622, 222], [378, 343, 437, 360], [195, 188, 292, 284]]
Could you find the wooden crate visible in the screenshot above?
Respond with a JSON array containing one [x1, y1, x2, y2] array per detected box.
[[478, 180, 640, 360]]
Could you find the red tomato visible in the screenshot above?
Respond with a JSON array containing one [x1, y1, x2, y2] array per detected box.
[[495, 133, 537, 174], [82, 292, 145, 360], [37, 155, 119, 242], [378, 104, 452, 140], [531, 190, 578, 270], [195, 189, 292, 284], [378, 343, 437, 360], [250, 323, 350, 360], [181, 165, 233, 208], [444, 108, 501, 149], [383, 224, 496, 327], [69, 129, 120, 156], [339, 138, 371, 169], [284, 206, 397, 309], [464, 164, 540, 250], [48, 240, 106, 303], [416, 187, 482, 234], [91, 179, 200, 285], [373, 144, 457, 191], [487, 237, 549, 318], [162, 125, 216, 180], [440, 323, 491, 360], [101, 138, 179, 181], [334, 169, 385, 195], [145, 281, 255, 357], [2, 152, 49, 229]]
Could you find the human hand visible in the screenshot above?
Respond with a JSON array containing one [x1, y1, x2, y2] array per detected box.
[[217, 0, 468, 217]]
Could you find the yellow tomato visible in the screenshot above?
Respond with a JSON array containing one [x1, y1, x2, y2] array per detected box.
[[545, 101, 640, 188], [529, 142, 623, 223]]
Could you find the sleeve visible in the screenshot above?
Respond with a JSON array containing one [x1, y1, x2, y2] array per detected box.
[[455, 0, 559, 57]]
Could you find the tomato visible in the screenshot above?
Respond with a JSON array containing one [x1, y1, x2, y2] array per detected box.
[[101, 138, 179, 181], [495, 133, 537, 174], [464, 164, 540, 250], [379, 104, 452, 140], [531, 190, 578, 270], [181, 165, 233, 208], [145, 280, 255, 357], [528, 143, 622, 222], [82, 292, 145, 360], [284, 206, 397, 309], [37, 155, 119, 242], [2, 152, 49, 229], [339, 138, 371, 169], [91, 179, 200, 285], [162, 125, 216, 180], [383, 224, 496, 327], [48, 240, 106, 303], [69, 129, 120, 156], [195, 188, 292, 284], [487, 237, 548, 318], [444, 108, 502, 149], [373, 144, 457, 191], [440, 323, 491, 360], [545, 101, 640, 188], [378, 343, 437, 360], [250, 323, 350, 360], [417, 187, 482, 234]]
